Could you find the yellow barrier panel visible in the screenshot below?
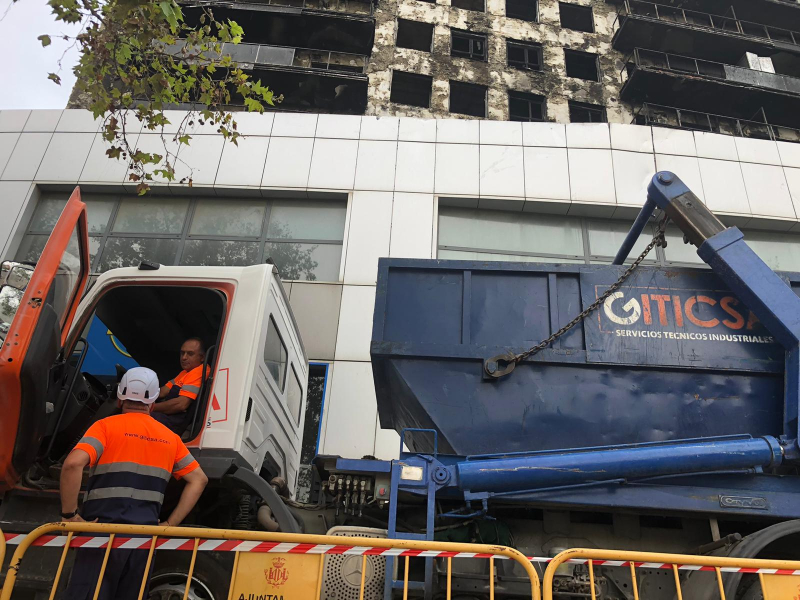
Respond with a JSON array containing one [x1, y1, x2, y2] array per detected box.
[[761, 572, 800, 599], [0, 527, 5, 572], [1, 522, 541, 600], [543, 548, 800, 600]]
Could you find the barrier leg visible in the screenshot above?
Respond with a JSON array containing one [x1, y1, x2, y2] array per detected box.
[[48, 531, 73, 600], [91, 533, 115, 600], [714, 567, 726, 600], [182, 538, 200, 600], [672, 564, 683, 600], [137, 536, 158, 600], [489, 556, 495, 600], [358, 555, 367, 600], [403, 556, 410, 600], [447, 557, 452, 600], [629, 561, 640, 600]]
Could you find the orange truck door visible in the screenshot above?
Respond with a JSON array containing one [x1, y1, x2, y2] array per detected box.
[[0, 187, 91, 491]]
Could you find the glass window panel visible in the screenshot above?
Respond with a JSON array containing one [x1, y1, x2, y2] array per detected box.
[[264, 316, 287, 391], [98, 237, 180, 271], [15, 235, 49, 263], [30, 195, 116, 235], [662, 227, 704, 264], [438, 249, 585, 263], [28, 197, 67, 231], [180, 240, 260, 266], [88, 237, 101, 265], [0, 287, 24, 342], [190, 199, 266, 237], [112, 196, 189, 234], [83, 196, 117, 234], [586, 219, 655, 261], [52, 226, 84, 326], [438, 208, 584, 257], [266, 201, 347, 241], [14, 234, 102, 267], [287, 365, 303, 425], [265, 242, 342, 282], [745, 231, 800, 271]]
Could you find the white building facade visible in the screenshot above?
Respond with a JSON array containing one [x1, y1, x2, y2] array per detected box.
[[3, 108, 800, 462]]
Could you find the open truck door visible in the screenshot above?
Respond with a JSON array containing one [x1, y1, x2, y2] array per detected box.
[[0, 187, 90, 491]]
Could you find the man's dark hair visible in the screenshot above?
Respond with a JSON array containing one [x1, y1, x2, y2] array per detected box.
[[183, 337, 206, 355]]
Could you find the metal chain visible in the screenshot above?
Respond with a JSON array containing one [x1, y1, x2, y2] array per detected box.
[[510, 217, 669, 364]]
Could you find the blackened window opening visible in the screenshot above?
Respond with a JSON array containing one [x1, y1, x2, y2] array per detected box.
[[507, 40, 543, 71], [452, 0, 485, 12], [397, 19, 434, 52], [569, 100, 606, 123], [449, 80, 487, 117], [509, 91, 546, 121], [452, 30, 488, 60], [559, 2, 594, 32], [506, 0, 538, 21], [391, 71, 433, 108], [564, 49, 600, 81]]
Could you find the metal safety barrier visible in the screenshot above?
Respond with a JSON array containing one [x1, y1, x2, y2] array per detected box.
[[542, 548, 800, 600], [1, 522, 541, 600]]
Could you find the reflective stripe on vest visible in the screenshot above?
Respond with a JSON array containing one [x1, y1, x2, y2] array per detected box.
[[86, 486, 165, 504]]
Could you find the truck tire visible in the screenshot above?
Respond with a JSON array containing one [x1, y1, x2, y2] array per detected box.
[[737, 578, 763, 600], [148, 552, 232, 600]]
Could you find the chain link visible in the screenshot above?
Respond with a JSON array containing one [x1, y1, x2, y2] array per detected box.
[[509, 217, 669, 365]]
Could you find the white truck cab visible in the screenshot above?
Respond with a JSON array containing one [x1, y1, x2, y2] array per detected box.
[[0, 188, 307, 534]]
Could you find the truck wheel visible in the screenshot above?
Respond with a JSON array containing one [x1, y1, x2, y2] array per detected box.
[[148, 552, 231, 600]]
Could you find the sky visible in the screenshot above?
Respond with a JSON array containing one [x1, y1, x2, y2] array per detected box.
[[0, 0, 81, 109]]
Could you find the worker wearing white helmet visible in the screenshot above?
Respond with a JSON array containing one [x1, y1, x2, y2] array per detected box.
[[59, 367, 209, 600]]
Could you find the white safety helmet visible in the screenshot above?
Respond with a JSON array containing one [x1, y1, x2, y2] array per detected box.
[[117, 367, 160, 405]]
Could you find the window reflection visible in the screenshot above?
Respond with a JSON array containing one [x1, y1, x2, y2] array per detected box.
[[112, 197, 189, 234], [181, 240, 260, 266], [190, 200, 265, 237], [265, 242, 341, 281], [19, 193, 347, 282], [99, 238, 180, 270], [438, 207, 584, 257]]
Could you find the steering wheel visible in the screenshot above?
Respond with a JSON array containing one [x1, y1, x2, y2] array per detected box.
[[82, 372, 112, 400]]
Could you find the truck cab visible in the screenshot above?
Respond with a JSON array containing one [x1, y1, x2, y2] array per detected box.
[[0, 188, 307, 533]]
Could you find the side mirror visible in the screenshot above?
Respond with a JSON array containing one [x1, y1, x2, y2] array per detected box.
[[0, 262, 35, 342], [1, 261, 34, 291]]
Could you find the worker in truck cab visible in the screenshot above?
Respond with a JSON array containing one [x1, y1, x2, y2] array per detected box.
[[151, 337, 209, 435], [59, 367, 208, 600]]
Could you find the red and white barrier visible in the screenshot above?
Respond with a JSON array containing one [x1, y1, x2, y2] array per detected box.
[[5, 533, 800, 575]]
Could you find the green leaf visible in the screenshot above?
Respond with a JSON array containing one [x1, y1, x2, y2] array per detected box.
[[228, 20, 243, 44], [159, 1, 179, 31], [39, 0, 283, 192], [243, 97, 261, 112]]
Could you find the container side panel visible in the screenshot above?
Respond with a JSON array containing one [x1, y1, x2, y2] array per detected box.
[[383, 269, 463, 344], [470, 272, 550, 346]]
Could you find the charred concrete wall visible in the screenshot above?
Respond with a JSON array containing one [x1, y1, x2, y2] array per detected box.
[[366, 0, 633, 122]]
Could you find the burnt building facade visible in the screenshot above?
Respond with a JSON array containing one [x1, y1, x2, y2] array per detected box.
[[614, 0, 800, 142], [69, 0, 800, 139]]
